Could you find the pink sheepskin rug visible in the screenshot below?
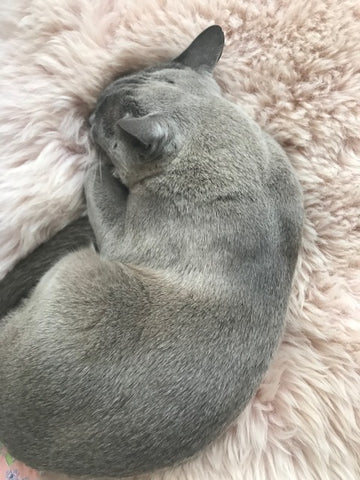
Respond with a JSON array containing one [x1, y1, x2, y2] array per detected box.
[[0, 1, 359, 479]]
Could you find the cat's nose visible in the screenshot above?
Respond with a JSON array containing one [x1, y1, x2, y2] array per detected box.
[[88, 112, 95, 127]]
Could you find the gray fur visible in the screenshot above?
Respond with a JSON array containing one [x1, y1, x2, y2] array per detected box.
[[0, 216, 95, 321], [0, 26, 303, 478]]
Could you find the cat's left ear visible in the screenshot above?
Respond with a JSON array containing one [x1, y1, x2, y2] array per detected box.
[[173, 25, 224, 72], [117, 113, 168, 157]]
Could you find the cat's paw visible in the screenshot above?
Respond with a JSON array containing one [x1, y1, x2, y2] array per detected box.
[[84, 160, 100, 195], [84, 158, 125, 208], [84, 156, 112, 187]]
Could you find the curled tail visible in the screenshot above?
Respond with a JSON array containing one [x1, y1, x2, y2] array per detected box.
[[0, 216, 95, 319]]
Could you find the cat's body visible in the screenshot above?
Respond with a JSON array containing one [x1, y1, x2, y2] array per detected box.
[[0, 27, 303, 478]]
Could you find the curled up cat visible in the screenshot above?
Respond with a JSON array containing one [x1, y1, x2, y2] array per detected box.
[[0, 26, 303, 479]]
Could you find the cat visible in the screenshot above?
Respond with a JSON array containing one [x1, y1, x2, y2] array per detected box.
[[0, 25, 303, 479]]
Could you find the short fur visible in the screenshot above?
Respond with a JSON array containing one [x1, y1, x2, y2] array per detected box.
[[1, 2, 360, 480], [0, 27, 303, 478], [0, 217, 95, 320]]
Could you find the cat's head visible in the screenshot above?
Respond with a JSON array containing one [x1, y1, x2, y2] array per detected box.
[[89, 25, 225, 186]]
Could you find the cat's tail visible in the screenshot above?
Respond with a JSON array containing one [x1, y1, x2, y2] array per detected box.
[[0, 216, 95, 320]]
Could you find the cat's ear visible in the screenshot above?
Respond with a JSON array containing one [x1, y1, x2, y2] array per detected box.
[[173, 25, 224, 72], [117, 113, 168, 156]]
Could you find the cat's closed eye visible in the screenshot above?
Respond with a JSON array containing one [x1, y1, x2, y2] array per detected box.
[[164, 79, 175, 84]]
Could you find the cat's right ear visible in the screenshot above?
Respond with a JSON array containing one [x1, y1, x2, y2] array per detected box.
[[173, 25, 224, 72], [117, 113, 169, 158]]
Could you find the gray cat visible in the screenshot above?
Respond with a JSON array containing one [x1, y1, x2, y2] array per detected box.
[[0, 26, 303, 479]]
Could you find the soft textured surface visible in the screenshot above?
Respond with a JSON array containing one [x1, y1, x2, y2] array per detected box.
[[0, 1, 359, 480]]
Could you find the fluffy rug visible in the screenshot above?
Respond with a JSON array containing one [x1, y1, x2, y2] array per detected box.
[[0, 1, 359, 479]]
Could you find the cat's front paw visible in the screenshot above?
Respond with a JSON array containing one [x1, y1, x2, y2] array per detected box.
[[84, 160, 100, 198], [84, 157, 125, 207], [84, 152, 111, 185]]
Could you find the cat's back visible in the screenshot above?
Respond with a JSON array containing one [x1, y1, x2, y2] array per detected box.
[[207, 97, 304, 264], [142, 96, 303, 276]]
